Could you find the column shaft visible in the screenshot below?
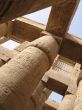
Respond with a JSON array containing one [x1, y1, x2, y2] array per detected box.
[[0, 35, 59, 110], [0, 46, 49, 110]]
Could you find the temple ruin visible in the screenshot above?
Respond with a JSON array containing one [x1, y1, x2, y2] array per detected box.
[[0, 0, 82, 110]]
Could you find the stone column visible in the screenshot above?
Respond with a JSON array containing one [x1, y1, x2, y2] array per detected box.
[[73, 80, 82, 110], [0, 35, 59, 110], [58, 94, 76, 110], [24, 81, 51, 110]]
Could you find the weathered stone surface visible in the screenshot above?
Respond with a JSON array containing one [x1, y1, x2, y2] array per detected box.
[[15, 41, 30, 52], [58, 94, 76, 110], [0, 59, 5, 67], [73, 80, 82, 110], [60, 33, 82, 65], [12, 17, 46, 42], [70, 63, 81, 82], [12, 17, 82, 65], [42, 69, 70, 95], [30, 35, 59, 65], [24, 81, 51, 110], [0, 45, 17, 62], [46, 0, 80, 36], [0, 0, 61, 23], [0, 46, 49, 110], [0, 23, 7, 37], [43, 99, 59, 110], [0, 45, 18, 67], [0, 0, 80, 110], [0, 33, 59, 110], [67, 83, 77, 95]]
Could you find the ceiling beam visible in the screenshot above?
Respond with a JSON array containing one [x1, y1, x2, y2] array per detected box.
[[46, 0, 80, 36], [59, 33, 82, 64], [0, 0, 69, 23], [40, 30, 82, 64], [11, 17, 46, 42], [6, 17, 82, 64]]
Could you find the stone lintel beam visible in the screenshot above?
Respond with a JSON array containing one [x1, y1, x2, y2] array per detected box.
[[7, 17, 82, 64], [59, 33, 82, 65], [12, 17, 46, 42], [42, 69, 70, 96], [46, 0, 80, 36], [42, 99, 59, 110], [11, 17, 81, 47], [41, 32, 82, 65], [0, 0, 67, 23], [0, 35, 59, 110]]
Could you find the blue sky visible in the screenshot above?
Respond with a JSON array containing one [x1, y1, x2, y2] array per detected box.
[[69, 1, 82, 37]]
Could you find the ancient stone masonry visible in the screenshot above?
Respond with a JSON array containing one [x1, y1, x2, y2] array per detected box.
[[0, 0, 81, 110]]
